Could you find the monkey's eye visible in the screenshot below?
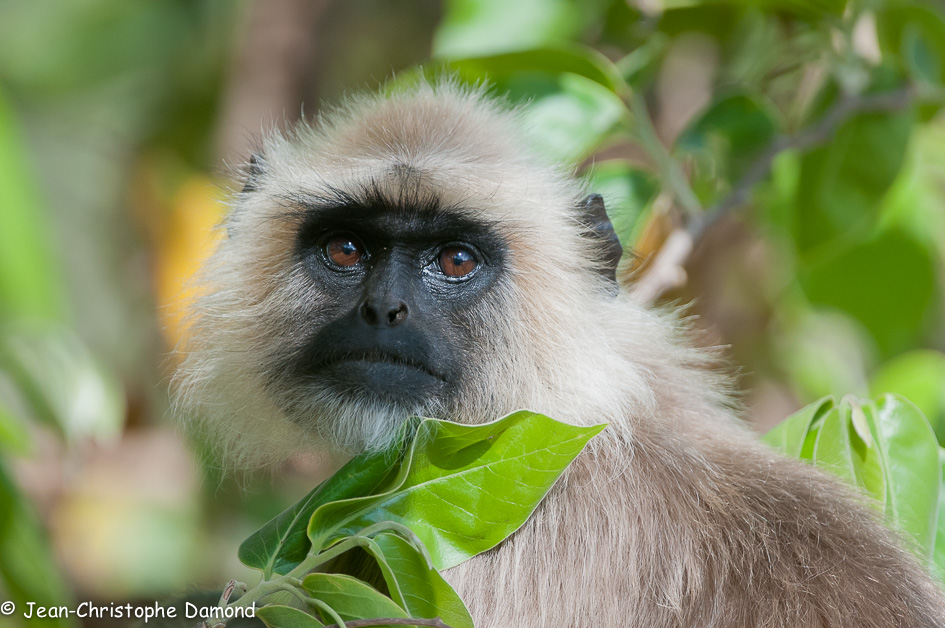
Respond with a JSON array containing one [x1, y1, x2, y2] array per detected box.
[[438, 246, 478, 279], [323, 234, 366, 269]]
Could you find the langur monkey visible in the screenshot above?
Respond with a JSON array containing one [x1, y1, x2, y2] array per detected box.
[[176, 82, 945, 627]]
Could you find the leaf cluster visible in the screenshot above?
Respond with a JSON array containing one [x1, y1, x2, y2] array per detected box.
[[764, 394, 945, 582], [225, 412, 605, 628]]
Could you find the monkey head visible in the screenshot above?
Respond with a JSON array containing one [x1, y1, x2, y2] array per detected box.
[[175, 82, 646, 469]]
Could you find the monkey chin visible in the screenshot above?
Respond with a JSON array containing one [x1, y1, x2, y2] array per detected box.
[[274, 372, 448, 455]]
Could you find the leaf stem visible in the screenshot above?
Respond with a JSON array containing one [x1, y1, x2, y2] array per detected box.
[[270, 580, 312, 606], [230, 539, 359, 609], [308, 599, 346, 628], [231, 522, 428, 611], [359, 521, 434, 568]]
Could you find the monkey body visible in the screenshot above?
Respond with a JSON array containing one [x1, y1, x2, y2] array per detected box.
[[177, 83, 945, 626]]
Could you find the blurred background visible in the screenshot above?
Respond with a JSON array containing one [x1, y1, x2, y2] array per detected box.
[[0, 0, 943, 625]]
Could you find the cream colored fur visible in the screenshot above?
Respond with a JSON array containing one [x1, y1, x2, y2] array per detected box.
[[176, 82, 945, 627]]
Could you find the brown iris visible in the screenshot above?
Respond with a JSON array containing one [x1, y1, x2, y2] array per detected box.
[[325, 235, 364, 267], [439, 246, 478, 278]]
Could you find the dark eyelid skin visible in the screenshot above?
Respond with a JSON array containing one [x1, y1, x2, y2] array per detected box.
[[294, 201, 506, 270]]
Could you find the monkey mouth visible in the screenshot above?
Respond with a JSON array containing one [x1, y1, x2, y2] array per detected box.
[[307, 348, 448, 402], [318, 349, 444, 380]]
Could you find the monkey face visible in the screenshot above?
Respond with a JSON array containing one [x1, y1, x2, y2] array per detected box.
[[206, 161, 524, 455], [276, 198, 507, 420]]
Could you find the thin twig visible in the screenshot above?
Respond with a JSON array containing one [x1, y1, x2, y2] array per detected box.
[[630, 85, 916, 304], [319, 618, 453, 628], [627, 229, 692, 304]]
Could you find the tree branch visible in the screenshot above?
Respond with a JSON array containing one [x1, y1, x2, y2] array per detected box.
[[630, 85, 916, 304], [690, 85, 913, 240]]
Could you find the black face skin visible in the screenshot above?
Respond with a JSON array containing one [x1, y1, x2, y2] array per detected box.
[[283, 194, 506, 410]]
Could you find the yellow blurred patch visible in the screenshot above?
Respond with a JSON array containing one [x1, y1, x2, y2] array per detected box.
[[153, 176, 224, 353]]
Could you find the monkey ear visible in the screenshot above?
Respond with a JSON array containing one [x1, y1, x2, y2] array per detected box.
[[227, 153, 267, 238], [578, 193, 623, 281], [241, 152, 266, 193]]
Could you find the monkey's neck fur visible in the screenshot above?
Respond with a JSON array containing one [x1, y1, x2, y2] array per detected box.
[[177, 82, 945, 627]]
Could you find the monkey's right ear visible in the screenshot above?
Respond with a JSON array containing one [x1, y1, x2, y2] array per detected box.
[[226, 153, 267, 238], [241, 152, 266, 193], [578, 193, 624, 282]]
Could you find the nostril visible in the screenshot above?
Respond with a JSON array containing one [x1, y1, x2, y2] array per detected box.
[[387, 303, 408, 325], [360, 301, 378, 325], [360, 300, 408, 327]]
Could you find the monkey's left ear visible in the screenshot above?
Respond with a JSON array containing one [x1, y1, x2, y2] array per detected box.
[[578, 193, 623, 281]]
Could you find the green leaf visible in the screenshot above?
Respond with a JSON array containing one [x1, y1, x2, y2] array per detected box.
[[870, 350, 945, 445], [447, 44, 627, 93], [0, 462, 75, 628], [0, 89, 64, 322], [519, 73, 626, 164], [878, 122, 945, 243], [301, 573, 408, 626], [433, 0, 602, 58], [677, 93, 778, 183], [766, 395, 942, 561], [902, 23, 940, 85], [614, 34, 668, 86], [370, 533, 474, 628], [0, 327, 124, 443], [0, 392, 31, 454], [932, 448, 945, 583], [763, 396, 834, 458], [256, 605, 325, 628], [239, 430, 408, 577], [308, 412, 606, 570], [799, 229, 936, 359], [811, 400, 885, 503], [583, 161, 658, 249], [870, 395, 940, 556], [877, 3, 945, 86], [793, 106, 914, 255]]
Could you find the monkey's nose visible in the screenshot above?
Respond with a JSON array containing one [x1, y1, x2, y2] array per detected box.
[[359, 299, 409, 327]]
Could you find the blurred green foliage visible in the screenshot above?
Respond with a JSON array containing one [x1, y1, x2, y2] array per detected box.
[[0, 0, 239, 619], [431, 0, 945, 433]]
